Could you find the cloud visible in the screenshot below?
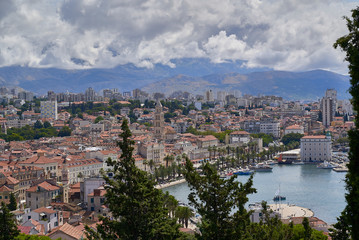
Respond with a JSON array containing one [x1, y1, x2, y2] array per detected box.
[[0, 0, 356, 73]]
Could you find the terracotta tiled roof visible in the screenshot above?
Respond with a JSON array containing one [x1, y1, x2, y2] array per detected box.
[[302, 135, 326, 139], [18, 226, 32, 234], [0, 185, 12, 191], [48, 223, 84, 240], [6, 176, 19, 185], [26, 181, 59, 192], [33, 207, 57, 214]]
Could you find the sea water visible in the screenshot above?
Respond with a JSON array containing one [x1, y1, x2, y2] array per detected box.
[[163, 164, 346, 224]]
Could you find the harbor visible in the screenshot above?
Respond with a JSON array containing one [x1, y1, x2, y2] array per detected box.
[[163, 163, 347, 224]]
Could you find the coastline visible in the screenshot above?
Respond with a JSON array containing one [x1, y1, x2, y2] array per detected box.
[[156, 178, 187, 189]]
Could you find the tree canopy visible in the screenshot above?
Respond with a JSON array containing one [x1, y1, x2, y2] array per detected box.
[[332, 6, 359, 239], [86, 119, 182, 240], [0, 202, 20, 240]]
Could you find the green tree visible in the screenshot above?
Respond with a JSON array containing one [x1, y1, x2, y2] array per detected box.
[[58, 126, 72, 137], [14, 234, 53, 240], [302, 217, 312, 240], [43, 121, 51, 128], [85, 119, 181, 240], [94, 116, 104, 123], [0, 202, 20, 240], [184, 158, 256, 239], [333, 7, 359, 239], [33, 120, 43, 129], [281, 133, 304, 146], [7, 193, 17, 211]]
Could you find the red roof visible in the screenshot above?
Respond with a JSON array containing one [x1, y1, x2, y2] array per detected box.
[[302, 135, 326, 139], [47, 223, 84, 240], [26, 181, 59, 192], [33, 207, 56, 214]]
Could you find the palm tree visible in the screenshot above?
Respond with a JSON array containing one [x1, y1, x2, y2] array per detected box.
[[164, 154, 175, 168], [164, 192, 178, 218], [207, 146, 212, 160], [182, 206, 194, 228], [143, 159, 148, 172], [149, 159, 155, 172]]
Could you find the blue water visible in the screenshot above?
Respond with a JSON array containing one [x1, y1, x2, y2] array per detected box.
[[163, 164, 346, 224]]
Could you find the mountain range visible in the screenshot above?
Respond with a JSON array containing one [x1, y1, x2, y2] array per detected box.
[[0, 58, 350, 100]]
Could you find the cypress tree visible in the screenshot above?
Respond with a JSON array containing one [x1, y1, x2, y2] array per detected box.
[[333, 6, 359, 239], [0, 202, 19, 240], [8, 193, 17, 211], [86, 119, 181, 240]]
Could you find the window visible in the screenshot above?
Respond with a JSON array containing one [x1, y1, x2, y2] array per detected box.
[[91, 198, 94, 203], [0, 196, 2, 199], [91, 207, 94, 211], [5, 196, 8, 199]]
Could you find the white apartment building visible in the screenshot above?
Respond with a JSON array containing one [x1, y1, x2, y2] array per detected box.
[[22, 207, 63, 234], [40, 101, 58, 120], [260, 121, 280, 138], [300, 135, 332, 162]]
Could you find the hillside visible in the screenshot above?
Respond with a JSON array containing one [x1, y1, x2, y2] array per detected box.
[[141, 70, 350, 100]]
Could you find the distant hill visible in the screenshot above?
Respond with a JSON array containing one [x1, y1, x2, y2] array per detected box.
[[141, 70, 350, 100], [0, 58, 267, 95], [0, 59, 350, 100]]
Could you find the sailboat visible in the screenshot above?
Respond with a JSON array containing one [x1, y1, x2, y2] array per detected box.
[[273, 185, 286, 201]]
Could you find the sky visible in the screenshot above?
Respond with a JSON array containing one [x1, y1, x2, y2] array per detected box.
[[0, 0, 358, 74]]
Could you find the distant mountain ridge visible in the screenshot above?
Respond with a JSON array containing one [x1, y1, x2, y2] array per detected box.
[[0, 58, 350, 100], [141, 70, 350, 100]]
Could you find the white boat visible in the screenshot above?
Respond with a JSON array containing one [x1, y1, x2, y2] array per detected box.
[[250, 163, 273, 172], [292, 161, 305, 165], [317, 161, 336, 169], [265, 160, 277, 165]]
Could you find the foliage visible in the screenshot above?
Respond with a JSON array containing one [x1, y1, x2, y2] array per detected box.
[[85, 119, 182, 240], [58, 126, 72, 137], [7, 193, 17, 211], [281, 133, 304, 146], [250, 133, 274, 147], [14, 234, 53, 240], [332, 6, 359, 239], [0, 202, 20, 240], [94, 116, 104, 123], [0, 124, 59, 142], [184, 158, 256, 239], [186, 126, 233, 143], [33, 120, 43, 129]]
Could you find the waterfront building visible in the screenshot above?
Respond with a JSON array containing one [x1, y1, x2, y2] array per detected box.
[[40, 100, 58, 120], [300, 135, 332, 162]]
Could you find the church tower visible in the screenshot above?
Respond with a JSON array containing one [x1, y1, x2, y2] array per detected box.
[[153, 100, 164, 141]]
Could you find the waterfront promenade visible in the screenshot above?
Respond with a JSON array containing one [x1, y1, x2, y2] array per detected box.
[[269, 203, 314, 219], [156, 178, 186, 189]]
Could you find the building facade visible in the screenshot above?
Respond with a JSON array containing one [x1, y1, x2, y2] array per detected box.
[[300, 135, 332, 162], [40, 101, 58, 120]]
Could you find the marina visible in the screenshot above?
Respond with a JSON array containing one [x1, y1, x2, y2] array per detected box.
[[163, 164, 347, 224]]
